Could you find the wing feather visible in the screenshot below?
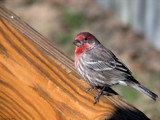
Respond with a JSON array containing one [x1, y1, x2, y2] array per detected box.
[[84, 45, 132, 75], [85, 60, 116, 71]]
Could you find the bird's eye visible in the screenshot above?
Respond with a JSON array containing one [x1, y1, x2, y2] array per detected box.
[[84, 38, 88, 41]]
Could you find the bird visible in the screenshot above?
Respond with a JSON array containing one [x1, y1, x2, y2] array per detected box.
[[73, 32, 158, 104]]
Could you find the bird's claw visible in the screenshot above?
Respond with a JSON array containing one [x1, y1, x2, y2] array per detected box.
[[93, 86, 107, 104], [86, 86, 96, 92], [94, 92, 103, 104], [86, 86, 109, 104]]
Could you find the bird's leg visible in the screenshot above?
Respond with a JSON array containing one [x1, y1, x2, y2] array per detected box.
[[94, 86, 106, 104]]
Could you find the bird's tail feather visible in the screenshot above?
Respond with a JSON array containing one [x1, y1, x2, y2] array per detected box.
[[131, 83, 158, 101]]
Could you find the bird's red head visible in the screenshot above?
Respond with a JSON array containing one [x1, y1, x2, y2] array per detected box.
[[73, 32, 100, 65], [73, 32, 99, 47]]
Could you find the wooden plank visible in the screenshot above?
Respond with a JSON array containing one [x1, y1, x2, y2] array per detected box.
[[0, 5, 149, 120]]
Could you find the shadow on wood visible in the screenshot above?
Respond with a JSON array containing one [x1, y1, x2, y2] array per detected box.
[[0, 5, 150, 120]]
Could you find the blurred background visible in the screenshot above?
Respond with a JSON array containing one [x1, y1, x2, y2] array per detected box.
[[1, 0, 160, 119]]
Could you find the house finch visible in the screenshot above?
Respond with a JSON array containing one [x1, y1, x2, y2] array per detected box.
[[73, 32, 158, 104]]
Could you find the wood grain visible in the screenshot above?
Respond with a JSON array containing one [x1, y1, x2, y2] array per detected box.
[[0, 5, 149, 120]]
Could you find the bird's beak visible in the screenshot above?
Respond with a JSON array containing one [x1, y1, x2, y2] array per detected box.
[[73, 39, 82, 47]]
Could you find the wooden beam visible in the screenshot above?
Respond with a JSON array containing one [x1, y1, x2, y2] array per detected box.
[[0, 5, 149, 120]]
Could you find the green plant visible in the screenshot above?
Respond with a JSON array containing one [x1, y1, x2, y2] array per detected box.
[[62, 9, 86, 31]]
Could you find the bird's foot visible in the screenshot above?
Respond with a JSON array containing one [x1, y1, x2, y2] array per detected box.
[[94, 92, 102, 104], [93, 87, 106, 104], [86, 86, 97, 92]]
